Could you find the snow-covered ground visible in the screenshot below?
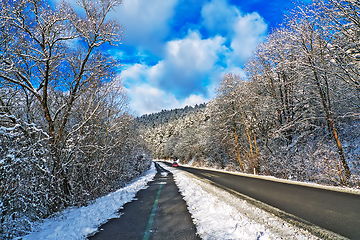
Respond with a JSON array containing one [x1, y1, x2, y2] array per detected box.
[[20, 163, 157, 240], [159, 162, 319, 240], [20, 160, 328, 240], [165, 160, 360, 195]]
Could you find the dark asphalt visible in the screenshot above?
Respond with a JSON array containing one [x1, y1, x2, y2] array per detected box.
[[88, 163, 199, 240], [160, 162, 360, 240]]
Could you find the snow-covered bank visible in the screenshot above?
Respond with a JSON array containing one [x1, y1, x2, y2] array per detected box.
[[20, 163, 157, 240], [160, 159, 360, 195], [159, 163, 318, 240]]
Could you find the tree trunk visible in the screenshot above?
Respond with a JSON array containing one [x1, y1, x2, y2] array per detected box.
[[232, 118, 244, 171], [242, 114, 254, 157], [310, 58, 351, 181]]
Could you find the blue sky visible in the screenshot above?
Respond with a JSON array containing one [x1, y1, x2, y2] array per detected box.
[[107, 0, 310, 115]]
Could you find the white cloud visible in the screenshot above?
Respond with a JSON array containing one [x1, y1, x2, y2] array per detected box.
[[111, 0, 178, 54], [166, 31, 225, 72], [122, 31, 226, 115], [201, 0, 239, 36], [201, 0, 267, 63], [52, 0, 177, 55], [120, 0, 268, 115], [158, 31, 227, 96], [121, 61, 166, 88], [122, 31, 227, 97], [230, 12, 267, 61], [182, 94, 208, 107], [127, 85, 179, 115], [121, 63, 147, 83], [127, 85, 209, 115], [122, 28, 258, 115]]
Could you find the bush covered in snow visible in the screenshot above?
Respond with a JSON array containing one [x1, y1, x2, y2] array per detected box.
[[0, 110, 152, 239]]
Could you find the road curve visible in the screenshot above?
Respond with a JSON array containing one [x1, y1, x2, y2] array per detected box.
[[161, 162, 360, 239]]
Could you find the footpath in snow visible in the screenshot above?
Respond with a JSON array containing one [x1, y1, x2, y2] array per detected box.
[[21, 163, 157, 240]]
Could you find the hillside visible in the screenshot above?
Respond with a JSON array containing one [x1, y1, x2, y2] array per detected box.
[[137, 91, 360, 188]]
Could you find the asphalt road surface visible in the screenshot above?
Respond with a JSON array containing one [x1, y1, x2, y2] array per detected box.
[[88, 163, 199, 240], [161, 162, 360, 239]]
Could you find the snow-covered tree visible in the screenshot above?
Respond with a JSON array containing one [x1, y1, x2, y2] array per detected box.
[[137, 0, 360, 188], [0, 1, 152, 238]]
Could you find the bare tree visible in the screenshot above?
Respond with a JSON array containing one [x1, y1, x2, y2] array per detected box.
[[315, 0, 360, 93], [0, 0, 123, 201], [0, 0, 153, 238], [287, 3, 352, 182]]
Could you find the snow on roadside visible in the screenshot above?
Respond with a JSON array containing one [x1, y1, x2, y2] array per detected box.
[[160, 159, 360, 195], [159, 163, 318, 240], [21, 163, 157, 240]]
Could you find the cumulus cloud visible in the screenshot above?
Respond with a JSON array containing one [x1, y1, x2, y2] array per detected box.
[[127, 85, 209, 115], [119, 0, 268, 115], [158, 31, 227, 97], [122, 31, 226, 95], [53, 0, 177, 55], [201, 0, 267, 63], [230, 12, 268, 61], [201, 0, 239, 37], [121, 31, 226, 114], [111, 0, 178, 54], [182, 94, 208, 107], [121, 63, 147, 83], [127, 85, 179, 115]]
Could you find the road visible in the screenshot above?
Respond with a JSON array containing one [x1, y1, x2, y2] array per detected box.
[[89, 163, 199, 240], [160, 162, 360, 240]]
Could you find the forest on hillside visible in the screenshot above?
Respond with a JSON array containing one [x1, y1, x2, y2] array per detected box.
[[138, 0, 360, 187], [1, 0, 360, 238], [0, 0, 151, 238]]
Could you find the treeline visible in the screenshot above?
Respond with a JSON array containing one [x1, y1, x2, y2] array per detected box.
[[137, 104, 207, 127], [0, 0, 151, 238], [137, 104, 208, 159], [138, 0, 360, 187]]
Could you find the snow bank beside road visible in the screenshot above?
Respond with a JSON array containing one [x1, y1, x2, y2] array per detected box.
[[21, 163, 157, 240], [160, 163, 318, 240], [163, 160, 360, 195]]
